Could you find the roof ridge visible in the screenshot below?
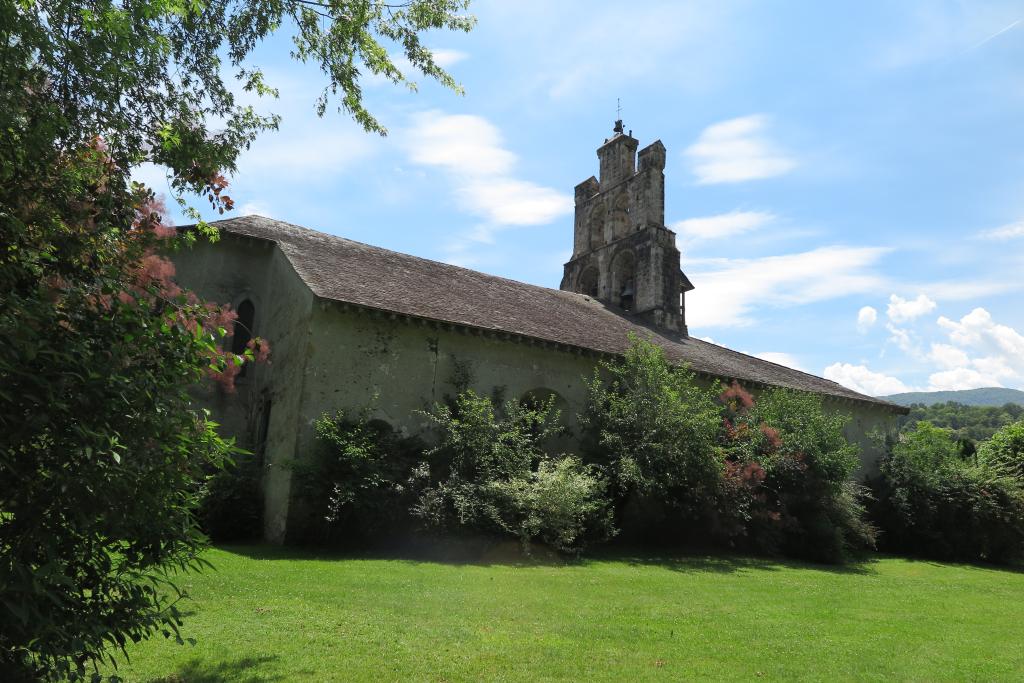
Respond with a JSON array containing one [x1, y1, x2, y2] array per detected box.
[[212, 215, 594, 303]]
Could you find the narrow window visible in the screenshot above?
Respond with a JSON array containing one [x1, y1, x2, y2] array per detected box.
[[231, 299, 255, 376]]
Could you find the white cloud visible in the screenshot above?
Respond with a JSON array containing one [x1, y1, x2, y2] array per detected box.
[[938, 308, 1024, 360], [857, 306, 878, 333], [685, 115, 796, 185], [430, 48, 468, 68], [927, 343, 970, 370], [927, 368, 1002, 391], [886, 293, 937, 323], [456, 179, 571, 227], [922, 308, 1024, 390], [672, 211, 775, 241], [239, 201, 272, 217], [753, 352, 806, 372], [823, 363, 911, 396], [970, 356, 1018, 380], [886, 323, 921, 356], [403, 110, 572, 228], [912, 278, 1022, 301], [978, 220, 1024, 240], [404, 111, 515, 176], [686, 246, 888, 328]]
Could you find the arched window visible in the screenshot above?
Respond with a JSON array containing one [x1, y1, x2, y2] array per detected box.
[[519, 388, 570, 439], [611, 250, 636, 312], [520, 388, 569, 415], [231, 299, 255, 377], [608, 191, 629, 240], [577, 266, 599, 298], [231, 300, 255, 354]]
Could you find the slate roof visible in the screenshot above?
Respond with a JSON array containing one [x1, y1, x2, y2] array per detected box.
[[209, 215, 904, 412]]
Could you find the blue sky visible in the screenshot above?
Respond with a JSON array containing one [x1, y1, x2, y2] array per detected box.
[[143, 0, 1024, 396]]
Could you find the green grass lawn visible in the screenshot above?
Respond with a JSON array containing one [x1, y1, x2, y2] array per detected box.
[[107, 545, 1024, 682]]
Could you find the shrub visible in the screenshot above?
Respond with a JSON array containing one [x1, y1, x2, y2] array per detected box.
[[483, 457, 616, 554], [0, 145, 247, 679], [719, 385, 875, 563], [870, 422, 1024, 563], [579, 337, 873, 562], [579, 335, 721, 526], [295, 412, 426, 545], [415, 391, 615, 553], [978, 421, 1024, 480]]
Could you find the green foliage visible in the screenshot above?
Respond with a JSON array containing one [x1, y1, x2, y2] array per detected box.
[[482, 457, 616, 554], [751, 389, 860, 488], [718, 386, 874, 563], [579, 336, 872, 562], [870, 422, 1024, 563], [897, 401, 1024, 444], [3, 0, 474, 192], [978, 420, 1024, 480], [295, 412, 426, 545], [425, 390, 560, 483], [0, 142, 249, 679], [416, 391, 615, 553], [579, 335, 721, 511], [2, 0, 474, 676]]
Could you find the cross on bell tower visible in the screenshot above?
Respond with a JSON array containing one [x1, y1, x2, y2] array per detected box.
[[559, 122, 694, 335]]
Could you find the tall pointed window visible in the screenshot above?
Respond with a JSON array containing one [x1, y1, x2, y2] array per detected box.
[[231, 299, 255, 376]]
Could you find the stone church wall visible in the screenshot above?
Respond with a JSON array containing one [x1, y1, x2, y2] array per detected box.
[[283, 304, 600, 538], [174, 237, 896, 543], [172, 235, 315, 542], [283, 305, 894, 536]]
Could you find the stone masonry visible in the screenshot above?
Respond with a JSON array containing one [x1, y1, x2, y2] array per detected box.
[[560, 121, 693, 334]]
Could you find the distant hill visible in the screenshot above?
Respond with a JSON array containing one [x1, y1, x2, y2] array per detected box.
[[881, 387, 1024, 407]]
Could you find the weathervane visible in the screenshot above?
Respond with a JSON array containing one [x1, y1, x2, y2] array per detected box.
[[613, 98, 624, 134]]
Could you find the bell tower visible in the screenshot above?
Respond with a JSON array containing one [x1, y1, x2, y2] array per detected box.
[[560, 121, 694, 334]]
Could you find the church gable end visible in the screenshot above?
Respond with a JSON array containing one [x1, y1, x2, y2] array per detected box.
[[561, 120, 693, 334]]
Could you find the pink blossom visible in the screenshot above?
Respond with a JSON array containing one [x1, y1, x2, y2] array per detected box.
[[247, 338, 271, 363]]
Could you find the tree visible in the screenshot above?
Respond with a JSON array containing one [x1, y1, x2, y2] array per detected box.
[[1, 0, 474, 678], [978, 420, 1024, 480], [579, 335, 722, 525], [870, 422, 1024, 562], [732, 387, 874, 562]]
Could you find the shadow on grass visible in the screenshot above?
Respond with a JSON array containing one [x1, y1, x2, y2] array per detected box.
[[871, 551, 1024, 575], [215, 540, 880, 575], [147, 655, 282, 683], [600, 549, 879, 575]]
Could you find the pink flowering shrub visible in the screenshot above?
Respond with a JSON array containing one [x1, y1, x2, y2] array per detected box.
[[716, 383, 874, 562]]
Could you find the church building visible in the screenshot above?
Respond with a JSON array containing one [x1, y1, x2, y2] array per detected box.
[[174, 123, 905, 543]]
